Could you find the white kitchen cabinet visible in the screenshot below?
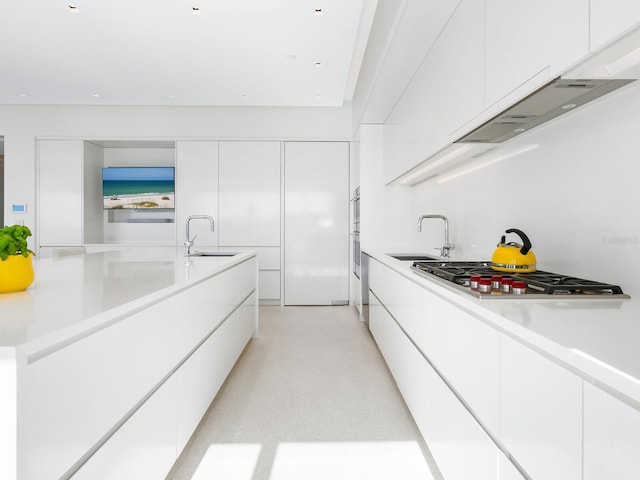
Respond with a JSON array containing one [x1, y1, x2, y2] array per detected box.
[[498, 452, 527, 480], [485, 0, 589, 108], [176, 303, 232, 451], [176, 257, 256, 359], [258, 270, 280, 301], [424, 356, 499, 480], [218, 141, 281, 247], [220, 246, 281, 303], [369, 258, 429, 350], [368, 287, 429, 439], [583, 382, 640, 479], [499, 334, 582, 480], [590, 1, 640, 52], [37, 140, 84, 247], [72, 376, 177, 480], [368, 289, 383, 350], [426, 294, 499, 434], [383, 0, 484, 183], [175, 141, 219, 247], [25, 297, 178, 480], [284, 142, 349, 305]]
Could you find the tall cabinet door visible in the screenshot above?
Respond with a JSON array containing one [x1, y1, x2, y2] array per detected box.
[[175, 141, 219, 247], [218, 141, 281, 246], [38, 140, 84, 247], [284, 142, 349, 305]]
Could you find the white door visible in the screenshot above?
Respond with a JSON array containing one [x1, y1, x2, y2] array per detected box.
[[284, 142, 349, 305]]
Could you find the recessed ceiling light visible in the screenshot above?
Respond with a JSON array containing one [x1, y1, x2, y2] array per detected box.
[[514, 128, 526, 133], [91, 93, 100, 98], [313, 8, 323, 16], [314, 62, 322, 68], [562, 103, 577, 110], [17, 93, 28, 97], [192, 6, 201, 14]]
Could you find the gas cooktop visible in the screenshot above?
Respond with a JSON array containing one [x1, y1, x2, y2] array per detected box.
[[411, 260, 629, 299]]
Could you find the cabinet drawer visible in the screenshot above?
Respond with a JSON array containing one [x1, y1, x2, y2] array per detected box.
[[72, 376, 177, 480], [584, 382, 640, 479], [426, 294, 499, 434], [25, 297, 177, 480], [177, 257, 256, 359], [259, 270, 281, 300], [176, 292, 255, 452], [220, 246, 280, 270], [499, 334, 582, 480], [425, 356, 499, 480], [369, 259, 428, 351]]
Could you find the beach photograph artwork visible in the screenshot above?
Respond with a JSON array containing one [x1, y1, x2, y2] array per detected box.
[[102, 167, 175, 209]]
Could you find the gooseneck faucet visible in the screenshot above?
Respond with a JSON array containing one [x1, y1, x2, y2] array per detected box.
[[417, 214, 455, 258], [185, 215, 215, 254]]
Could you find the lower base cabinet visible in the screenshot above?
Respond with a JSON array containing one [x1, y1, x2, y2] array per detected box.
[[177, 293, 257, 451], [73, 293, 256, 480], [370, 290, 429, 437], [369, 255, 638, 480], [370, 288, 498, 480], [499, 335, 582, 480], [72, 377, 178, 480], [498, 452, 527, 480], [583, 382, 640, 479], [424, 359, 499, 480]]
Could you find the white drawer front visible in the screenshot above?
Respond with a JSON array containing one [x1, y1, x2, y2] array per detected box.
[[25, 297, 177, 480]]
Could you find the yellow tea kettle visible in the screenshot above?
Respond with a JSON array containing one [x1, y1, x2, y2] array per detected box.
[[491, 228, 537, 273]]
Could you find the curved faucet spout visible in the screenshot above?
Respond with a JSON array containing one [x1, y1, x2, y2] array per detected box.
[[185, 215, 215, 254], [417, 214, 455, 258]]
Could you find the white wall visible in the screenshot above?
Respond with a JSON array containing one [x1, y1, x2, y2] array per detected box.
[[0, 105, 352, 231], [360, 124, 413, 252], [410, 81, 640, 297]]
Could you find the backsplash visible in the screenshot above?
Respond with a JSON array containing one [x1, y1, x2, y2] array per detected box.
[[411, 81, 640, 297]]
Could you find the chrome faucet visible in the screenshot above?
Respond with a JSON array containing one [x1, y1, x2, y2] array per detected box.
[[185, 215, 215, 254], [417, 214, 455, 258]]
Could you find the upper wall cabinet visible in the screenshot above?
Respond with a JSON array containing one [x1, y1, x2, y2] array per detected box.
[[175, 141, 219, 247], [218, 141, 281, 247], [38, 140, 84, 247], [485, 0, 589, 109], [590, 1, 640, 52], [383, 0, 485, 183]]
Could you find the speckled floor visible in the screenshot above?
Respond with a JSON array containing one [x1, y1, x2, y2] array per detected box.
[[165, 306, 439, 480]]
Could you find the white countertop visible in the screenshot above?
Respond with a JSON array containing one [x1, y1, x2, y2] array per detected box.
[[0, 247, 256, 356], [365, 249, 640, 409]]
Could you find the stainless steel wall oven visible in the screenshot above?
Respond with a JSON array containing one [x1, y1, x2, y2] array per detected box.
[[352, 187, 360, 278]]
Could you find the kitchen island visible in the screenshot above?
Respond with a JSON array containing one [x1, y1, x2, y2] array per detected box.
[[0, 248, 258, 480], [364, 249, 640, 480]]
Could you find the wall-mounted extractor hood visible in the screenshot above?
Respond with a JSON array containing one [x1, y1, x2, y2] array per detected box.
[[456, 77, 634, 144]]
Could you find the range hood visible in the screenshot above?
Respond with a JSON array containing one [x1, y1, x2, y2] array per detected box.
[[456, 77, 634, 144]]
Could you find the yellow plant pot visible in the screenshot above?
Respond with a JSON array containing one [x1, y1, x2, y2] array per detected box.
[[0, 253, 35, 293]]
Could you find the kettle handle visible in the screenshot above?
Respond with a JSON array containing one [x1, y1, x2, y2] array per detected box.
[[505, 228, 532, 255]]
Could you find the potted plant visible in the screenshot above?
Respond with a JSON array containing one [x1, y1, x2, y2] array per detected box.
[[0, 224, 35, 293]]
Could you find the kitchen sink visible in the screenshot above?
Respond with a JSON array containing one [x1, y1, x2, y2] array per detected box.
[[389, 254, 440, 262], [185, 251, 239, 257]]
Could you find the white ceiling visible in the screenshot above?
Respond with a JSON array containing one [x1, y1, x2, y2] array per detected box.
[[0, 0, 377, 107]]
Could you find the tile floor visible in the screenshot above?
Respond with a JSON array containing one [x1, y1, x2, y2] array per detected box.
[[165, 306, 440, 480]]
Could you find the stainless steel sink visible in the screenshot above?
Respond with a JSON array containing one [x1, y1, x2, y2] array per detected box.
[[389, 254, 440, 262], [185, 251, 239, 257]]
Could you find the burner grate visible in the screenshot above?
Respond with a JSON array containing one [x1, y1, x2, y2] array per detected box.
[[412, 261, 625, 296]]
